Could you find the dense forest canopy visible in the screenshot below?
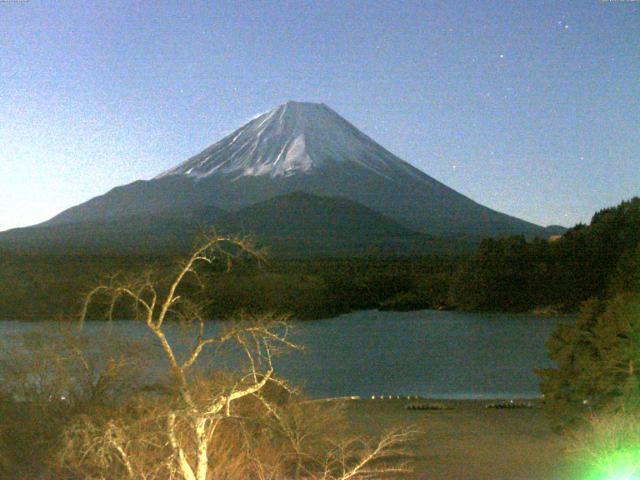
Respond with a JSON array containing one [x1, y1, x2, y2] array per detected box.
[[0, 252, 459, 320], [449, 197, 640, 312]]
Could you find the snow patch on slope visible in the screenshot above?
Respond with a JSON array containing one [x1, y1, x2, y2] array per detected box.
[[156, 101, 414, 182]]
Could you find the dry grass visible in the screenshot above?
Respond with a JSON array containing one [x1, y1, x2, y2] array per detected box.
[[341, 398, 580, 480]]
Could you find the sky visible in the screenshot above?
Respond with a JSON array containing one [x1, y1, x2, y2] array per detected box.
[[0, 0, 638, 232]]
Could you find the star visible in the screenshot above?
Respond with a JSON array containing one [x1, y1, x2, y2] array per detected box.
[[499, 54, 505, 59]]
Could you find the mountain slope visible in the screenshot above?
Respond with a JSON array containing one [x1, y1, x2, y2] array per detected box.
[[0, 193, 450, 255], [43, 101, 547, 238], [0, 206, 225, 254], [215, 191, 430, 255]]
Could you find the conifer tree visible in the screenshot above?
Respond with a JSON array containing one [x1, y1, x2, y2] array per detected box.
[[538, 288, 640, 431]]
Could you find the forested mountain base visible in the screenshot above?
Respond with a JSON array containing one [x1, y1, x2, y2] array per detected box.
[[1, 197, 637, 321], [449, 198, 640, 312], [0, 253, 459, 320]]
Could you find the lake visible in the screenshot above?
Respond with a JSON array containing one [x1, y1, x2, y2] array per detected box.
[[0, 309, 569, 400]]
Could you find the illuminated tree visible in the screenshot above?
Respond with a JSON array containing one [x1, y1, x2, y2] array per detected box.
[[54, 234, 414, 480]]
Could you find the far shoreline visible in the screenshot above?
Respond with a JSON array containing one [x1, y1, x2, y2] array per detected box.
[[0, 305, 577, 322]]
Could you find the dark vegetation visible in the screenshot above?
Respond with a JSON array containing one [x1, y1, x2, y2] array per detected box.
[[0, 252, 459, 320], [0, 253, 173, 320], [538, 289, 640, 432], [449, 197, 640, 312], [1, 197, 638, 321], [534, 199, 640, 434], [537, 240, 640, 431]]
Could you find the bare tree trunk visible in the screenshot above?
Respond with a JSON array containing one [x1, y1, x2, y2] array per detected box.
[[195, 418, 209, 480], [168, 413, 196, 480]]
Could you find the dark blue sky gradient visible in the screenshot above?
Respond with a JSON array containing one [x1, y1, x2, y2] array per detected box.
[[1, 0, 638, 231]]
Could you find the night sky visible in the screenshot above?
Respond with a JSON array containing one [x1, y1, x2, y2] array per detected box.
[[1, 0, 638, 232]]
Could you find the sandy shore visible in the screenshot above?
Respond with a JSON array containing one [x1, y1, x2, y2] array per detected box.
[[338, 398, 578, 480]]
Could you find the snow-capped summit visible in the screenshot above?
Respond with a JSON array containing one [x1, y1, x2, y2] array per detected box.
[[41, 101, 548, 238], [157, 101, 406, 181]]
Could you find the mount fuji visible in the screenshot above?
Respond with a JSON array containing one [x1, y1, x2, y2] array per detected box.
[[1, 101, 558, 254]]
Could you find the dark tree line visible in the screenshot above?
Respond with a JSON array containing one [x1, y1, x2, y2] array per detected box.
[[537, 242, 640, 432], [449, 197, 640, 312], [0, 251, 459, 321], [530, 198, 640, 431]]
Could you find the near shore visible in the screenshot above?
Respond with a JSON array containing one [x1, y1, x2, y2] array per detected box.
[[340, 398, 578, 480]]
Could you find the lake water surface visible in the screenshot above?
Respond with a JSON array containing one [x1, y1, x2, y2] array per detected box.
[[0, 309, 570, 399]]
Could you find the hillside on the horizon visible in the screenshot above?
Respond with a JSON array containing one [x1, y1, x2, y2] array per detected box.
[[0, 192, 481, 256], [1, 101, 563, 255]]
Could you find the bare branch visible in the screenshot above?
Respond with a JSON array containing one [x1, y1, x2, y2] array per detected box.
[[67, 234, 416, 480]]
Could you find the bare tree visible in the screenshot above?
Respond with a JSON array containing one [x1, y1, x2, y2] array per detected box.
[[54, 235, 415, 480]]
